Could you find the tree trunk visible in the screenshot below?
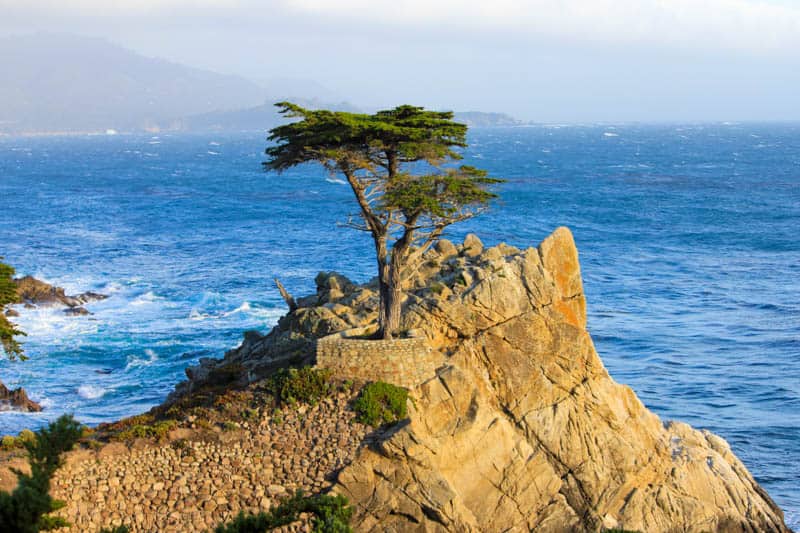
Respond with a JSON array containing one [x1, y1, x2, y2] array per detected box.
[[374, 235, 391, 339], [382, 263, 403, 339]]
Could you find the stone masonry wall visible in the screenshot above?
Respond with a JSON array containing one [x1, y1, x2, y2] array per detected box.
[[316, 333, 441, 389]]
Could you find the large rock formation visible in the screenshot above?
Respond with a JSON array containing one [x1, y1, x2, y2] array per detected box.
[[173, 228, 789, 532]]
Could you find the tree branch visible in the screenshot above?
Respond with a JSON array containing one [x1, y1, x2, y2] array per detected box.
[[274, 278, 297, 312]]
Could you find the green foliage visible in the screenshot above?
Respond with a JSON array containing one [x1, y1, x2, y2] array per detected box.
[[0, 259, 25, 360], [214, 491, 352, 533], [0, 260, 18, 307], [0, 414, 83, 532], [115, 419, 177, 442], [352, 382, 408, 427], [1, 435, 17, 450], [0, 429, 38, 451], [268, 367, 332, 406]]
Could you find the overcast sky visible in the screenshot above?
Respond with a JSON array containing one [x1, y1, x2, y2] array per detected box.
[[2, 0, 799, 122]]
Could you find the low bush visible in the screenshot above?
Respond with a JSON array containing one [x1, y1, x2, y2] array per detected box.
[[115, 419, 177, 442], [352, 382, 408, 427], [268, 367, 332, 406], [214, 491, 352, 533]]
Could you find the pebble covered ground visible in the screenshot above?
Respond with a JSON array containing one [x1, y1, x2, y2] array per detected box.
[[48, 392, 369, 532]]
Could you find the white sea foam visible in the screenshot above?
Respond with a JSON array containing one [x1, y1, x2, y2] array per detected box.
[[131, 291, 162, 306], [207, 150, 220, 155], [325, 177, 346, 185], [223, 301, 252, 316], [603, 132, 619, 137], [125, 348, 158, 370], [77, 384, 107, 400]]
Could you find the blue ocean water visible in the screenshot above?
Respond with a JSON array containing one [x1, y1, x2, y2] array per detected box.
[[0, 125, 798, 526]]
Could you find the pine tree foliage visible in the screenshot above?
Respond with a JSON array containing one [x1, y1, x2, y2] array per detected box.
[[0, 259, 25, 360]]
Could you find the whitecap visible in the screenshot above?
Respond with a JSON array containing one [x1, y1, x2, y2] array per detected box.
[[131, 291, 162, 306], [125, 348, 158, 370], [325, 177, 346, 185], [209, 141, 221, 146], [223, 302, 252, 316], [207, 150, 220, 155], [603, 132, 619, 137], [77, 384, 107, 400]]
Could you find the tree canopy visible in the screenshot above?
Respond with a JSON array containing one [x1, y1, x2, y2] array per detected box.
[[0, 259, 25, 360], [265, 102, 502, 338]]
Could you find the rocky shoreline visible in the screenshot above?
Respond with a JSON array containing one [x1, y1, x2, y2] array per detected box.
[[0, 228, 792, 532]]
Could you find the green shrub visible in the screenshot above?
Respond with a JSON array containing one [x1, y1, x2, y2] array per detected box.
[[214, 491, 352, 533], [1, 435, 17, 450], [352, 382, 408, 427], [0, 414, 83, 532], [115, 419, 177, 442], [18, 429, 36, 445], [268, 367, 332, 406]]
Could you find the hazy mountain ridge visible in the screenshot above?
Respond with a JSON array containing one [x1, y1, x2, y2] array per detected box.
[[0, 34, 268, 134]]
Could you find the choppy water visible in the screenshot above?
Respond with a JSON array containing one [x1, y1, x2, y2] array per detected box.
[[0, 125, 798, 526]]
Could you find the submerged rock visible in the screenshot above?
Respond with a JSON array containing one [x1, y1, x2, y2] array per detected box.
[[63, 306, 91, 316], [0, 380, 42, 412]]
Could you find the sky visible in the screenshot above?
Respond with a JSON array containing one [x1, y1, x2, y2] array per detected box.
[[2, 0, 799, 122]]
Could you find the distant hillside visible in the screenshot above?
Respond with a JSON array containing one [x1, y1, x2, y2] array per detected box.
[[453, 111, 522, 128], [0, 34, 269, 134]]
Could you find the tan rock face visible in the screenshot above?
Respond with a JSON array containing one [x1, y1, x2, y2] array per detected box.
[[334, 227, 790, 533]]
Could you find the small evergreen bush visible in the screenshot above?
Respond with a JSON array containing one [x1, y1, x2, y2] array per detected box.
[[352, 382, 408, 427], [214, 491, 352, 533], [268, 367, 332, 406], [0, 414, 83, 532]]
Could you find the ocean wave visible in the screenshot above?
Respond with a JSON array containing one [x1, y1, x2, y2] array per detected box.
[[125, 348, 159, 370], [131, 291, 163, 306], [77, 384, 107, 400]]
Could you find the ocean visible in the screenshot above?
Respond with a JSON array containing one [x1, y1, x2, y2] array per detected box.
[[0, 124, 798, 526]]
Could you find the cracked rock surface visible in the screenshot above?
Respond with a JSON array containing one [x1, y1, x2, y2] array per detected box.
[[331, 227, 790, 532]]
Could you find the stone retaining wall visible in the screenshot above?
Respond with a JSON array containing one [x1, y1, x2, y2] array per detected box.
[[316, 331, 441, 389]]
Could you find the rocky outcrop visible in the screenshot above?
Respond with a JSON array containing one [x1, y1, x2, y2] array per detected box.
[[169, 227, 789, 532], [14, 275, 107, 314], [0, 380, 42, 412], [333, 228, 789, 532]]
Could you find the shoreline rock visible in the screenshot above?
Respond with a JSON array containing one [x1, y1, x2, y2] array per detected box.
[[0, 380, 42, 412], [13, 275, 108, 315]]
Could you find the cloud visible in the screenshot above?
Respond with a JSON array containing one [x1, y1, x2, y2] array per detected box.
[[0, 0, 243, 16], [281, 0, 800, 54]]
